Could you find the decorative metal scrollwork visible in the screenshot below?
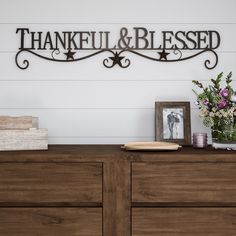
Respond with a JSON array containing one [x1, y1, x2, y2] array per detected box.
[[15, 48, 218, 70], [15, 27, 221, 70]]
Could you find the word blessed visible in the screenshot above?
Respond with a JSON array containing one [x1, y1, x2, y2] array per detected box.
[[15, 27, 221, 70]]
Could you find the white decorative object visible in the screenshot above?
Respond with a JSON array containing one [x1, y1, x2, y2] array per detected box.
[[0, 116, 48, 151], [212, 142, 236, 150], [0, 116, 38, 130]]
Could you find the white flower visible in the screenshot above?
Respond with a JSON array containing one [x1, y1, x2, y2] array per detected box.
[[203, 117, 214, 127], [199, 108, 209, 117], [209, 112, 215, 117]]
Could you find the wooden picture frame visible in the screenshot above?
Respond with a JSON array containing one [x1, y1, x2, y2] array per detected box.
[[155, 101, 191, 145]]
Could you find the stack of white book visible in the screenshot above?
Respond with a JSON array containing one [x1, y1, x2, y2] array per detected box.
[[0, 116, 48, 151]]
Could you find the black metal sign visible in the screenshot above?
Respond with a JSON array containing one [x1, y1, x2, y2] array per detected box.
[[15, 27, 220, 70]]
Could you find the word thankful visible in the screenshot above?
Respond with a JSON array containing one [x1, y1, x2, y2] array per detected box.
[[16, 27, 220, 50]]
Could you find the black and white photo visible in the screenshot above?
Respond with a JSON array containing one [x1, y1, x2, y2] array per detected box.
[[163, 108, 184, 139]]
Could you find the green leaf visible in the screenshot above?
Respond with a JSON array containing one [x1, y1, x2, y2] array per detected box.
[[192, 89, 199, 97], [226, 71, 233, 85], [217, 72, 223, 81], [192, 80, 203, 88]]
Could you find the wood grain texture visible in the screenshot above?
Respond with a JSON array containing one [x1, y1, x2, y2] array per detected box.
[[132, 162, 236, 203], [103, 160, 131, 236], [123, 141, 181, 150], [0, 128, 48, 150], [132, 208, 236, 236], [0, 145, 236, 163], [0, 116, 38, 130], [0, 128, 47, 139], [0, 146, 235, 235], [0, 163, 102, 205], [0, 208, 102, 236]]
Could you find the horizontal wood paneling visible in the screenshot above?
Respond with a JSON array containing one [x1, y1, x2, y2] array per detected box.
[[0, 108, 210, 143], [0, 163, 102, 204], [0, 0, 235, 144], [3, 80, 236, 109], [0, 80, 194, 109], [132, 162, 236, 203], [132, 208, 236, 236], [0, 208, 102, 236], [1, 0, 236, 23]]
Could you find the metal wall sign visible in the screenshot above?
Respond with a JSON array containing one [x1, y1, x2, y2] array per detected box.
[[15, 27, 220, 70]]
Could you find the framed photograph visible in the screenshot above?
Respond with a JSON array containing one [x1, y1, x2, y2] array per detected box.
[[155, 101, 191, 145]]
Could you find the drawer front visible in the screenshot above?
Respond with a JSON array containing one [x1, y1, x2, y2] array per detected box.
[[132, 162, 236, 203], [0, 208, 102, 236], [132, 208, 236, 236], [0, 163, 102, 204]]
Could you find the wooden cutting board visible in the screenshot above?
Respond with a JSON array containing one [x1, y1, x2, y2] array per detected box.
[[122, 141, 181, 151]]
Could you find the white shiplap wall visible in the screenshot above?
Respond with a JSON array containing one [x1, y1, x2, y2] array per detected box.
[[0, 0, 236, 144]]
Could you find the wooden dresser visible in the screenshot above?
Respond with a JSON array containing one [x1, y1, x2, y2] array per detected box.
[[0, 145, 236, 236]]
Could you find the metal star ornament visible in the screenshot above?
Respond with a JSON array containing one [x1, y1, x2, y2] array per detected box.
[[158, 49, 170, 60], [64, 49, 76, 60], [109, 52, 125, 67]]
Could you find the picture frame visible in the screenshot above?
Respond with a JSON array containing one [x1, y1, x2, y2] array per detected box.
[[155, 101, 191, 145]]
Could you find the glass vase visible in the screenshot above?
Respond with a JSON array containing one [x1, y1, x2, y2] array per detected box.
[[211, 116, 236, 146]]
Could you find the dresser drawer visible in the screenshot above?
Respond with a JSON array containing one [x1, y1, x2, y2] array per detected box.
[[0, 163, 102, 204], [132, 162, 236, 203], [0, 208, 102, 236], [132, 208, 236, 236]]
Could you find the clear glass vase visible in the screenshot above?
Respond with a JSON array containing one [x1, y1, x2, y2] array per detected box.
[[211, 116, 236, 145]]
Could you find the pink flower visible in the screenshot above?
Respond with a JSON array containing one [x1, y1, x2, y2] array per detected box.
[[219, 88, 229, 98], [218, 99, 228, 109], [203, 99, 209, 106]]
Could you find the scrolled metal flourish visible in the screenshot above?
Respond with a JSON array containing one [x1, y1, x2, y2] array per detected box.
[[15, 48, 218, 70], [103, 50, 131, 68], [173, 48, 182, 60], [51, 49, 61, 59], [15, 49, 110, 70], [123, 48, 218, 70]]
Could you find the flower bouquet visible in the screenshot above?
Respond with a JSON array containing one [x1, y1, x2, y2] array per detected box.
[[192, 72, 236, 148]]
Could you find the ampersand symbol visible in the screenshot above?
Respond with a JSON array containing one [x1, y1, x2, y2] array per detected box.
[[118, 27, 133, 49]]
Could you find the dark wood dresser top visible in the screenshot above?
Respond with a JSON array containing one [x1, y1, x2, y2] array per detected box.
[[0, 145, 235, 163], [1, 145, 236, 236]]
